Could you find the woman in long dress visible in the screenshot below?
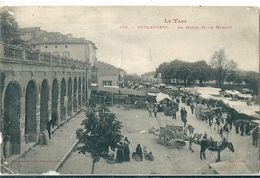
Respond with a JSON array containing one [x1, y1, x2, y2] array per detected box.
[[116, 142, 124, 163]]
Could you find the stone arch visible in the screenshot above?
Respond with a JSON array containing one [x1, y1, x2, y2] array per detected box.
[[51, 78, 59, 126], [78, 76, 82, 109], [60, 78, 67, 121], [68, 77, 73, 116], [25, 80, 38, 143], [3, 81, 22, 158], [40, 79, 49, 132], [73, 77, 77, 112], [82, 76, 86, 106]]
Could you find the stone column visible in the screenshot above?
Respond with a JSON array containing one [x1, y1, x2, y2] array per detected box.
[[0, 42, 4, 58]]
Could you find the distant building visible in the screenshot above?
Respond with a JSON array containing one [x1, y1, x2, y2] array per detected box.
[[141, 71, 162, 84], [96, 61, 125, 87], [20, 27, 98, 99], [22, 29, 97, 66]]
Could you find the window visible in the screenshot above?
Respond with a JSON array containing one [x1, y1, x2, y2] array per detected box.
[[63, 51, 70, 58], [45, 46, 48, 48], [55, 46, 58, 48], [65, 46, 68, 48], [103, 81, 112, 86]]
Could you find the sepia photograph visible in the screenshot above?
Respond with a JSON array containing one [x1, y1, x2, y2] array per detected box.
[[0, 4, 259, 175]]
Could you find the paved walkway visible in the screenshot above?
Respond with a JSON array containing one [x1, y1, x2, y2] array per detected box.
[[2, 110, 85, 174]]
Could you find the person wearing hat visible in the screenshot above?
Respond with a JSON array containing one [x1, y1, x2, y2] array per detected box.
[[200, 135, 208, 160]]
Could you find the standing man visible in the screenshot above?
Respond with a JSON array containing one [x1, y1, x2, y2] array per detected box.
[[51, 112, 57, 129], [190, 103, 195, 114], [216, 115, 221, 134], [46, 121, 52, 139], [200, 135, 208, 160], [153, 106, 158, 118], [252, 126, 259, 147], [172, 107, 176, 119], [148, 107, 153, 117], [240, 122, 245, 136]]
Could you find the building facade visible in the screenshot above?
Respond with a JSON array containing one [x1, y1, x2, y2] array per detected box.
[[96, 61, 125, 87], [0, 29, 97, 161]]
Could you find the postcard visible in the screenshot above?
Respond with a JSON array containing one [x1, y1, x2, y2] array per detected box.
[[0, 6, 259, 175]]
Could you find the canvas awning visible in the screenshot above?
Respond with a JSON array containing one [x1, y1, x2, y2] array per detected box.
[[166, 86, 178, 90], [236, 93, 253, 98], [225, 90, 241, 95], [147, 92, 159, 97], [233, 105, 260, 119], [156, 92, 173, 102], [226, 101, 248, 108]]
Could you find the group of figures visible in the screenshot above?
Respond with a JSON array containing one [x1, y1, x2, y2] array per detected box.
[[147, 104, 158, 118], [106, 137, 155, 164], [115, 137, 131, 163]]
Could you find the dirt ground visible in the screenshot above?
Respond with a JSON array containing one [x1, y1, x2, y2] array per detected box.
[[59, 102, 259, 175]]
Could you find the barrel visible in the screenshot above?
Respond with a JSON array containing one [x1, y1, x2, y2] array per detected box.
[[39, 133, 44, 145], [42, 130, 49, 145], [4, 141, 11, 158]]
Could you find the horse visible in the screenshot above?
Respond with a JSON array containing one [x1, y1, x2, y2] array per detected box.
[[206, 138, 235, 162]]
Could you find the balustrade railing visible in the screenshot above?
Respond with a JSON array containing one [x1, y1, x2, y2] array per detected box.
[[40, 52, 51, 63], [26, 49, 39, 61], [68, 58, 73, 66], [4, 44, 23, 59], [61, 57, 67, 65], [52, 55, 60, 65], [1, 43, 89, 69]]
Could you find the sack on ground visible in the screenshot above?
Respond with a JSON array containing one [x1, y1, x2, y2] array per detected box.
[[135, 155, 141, 161]]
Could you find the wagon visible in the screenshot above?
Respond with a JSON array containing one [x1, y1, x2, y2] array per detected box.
[[158, 125, 187, 148]]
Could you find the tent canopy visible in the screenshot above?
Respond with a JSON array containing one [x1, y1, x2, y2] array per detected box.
[[156, 92, 173, 102], [233, 105, 260, 119]]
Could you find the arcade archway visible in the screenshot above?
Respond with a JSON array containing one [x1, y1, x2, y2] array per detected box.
[[3, 81, 21, 157], [40, 79, 49, 132], [25, 80, 37, 143]]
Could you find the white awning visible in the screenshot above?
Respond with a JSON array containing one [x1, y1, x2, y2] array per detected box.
[[147, 92, 158, 97], [156, 92, 173, 102], [236, 93, 253, 98], [225, 90, 241, 95]]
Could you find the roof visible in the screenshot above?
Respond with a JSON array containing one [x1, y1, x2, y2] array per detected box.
[[96, 61, 122, 76], [22, 28, 97, 49]]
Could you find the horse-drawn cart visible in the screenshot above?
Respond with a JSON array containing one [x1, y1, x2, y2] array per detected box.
[[158, 125, 187, 148]]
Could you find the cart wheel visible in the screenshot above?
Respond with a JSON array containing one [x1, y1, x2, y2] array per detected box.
[[160, 129, 176, 148]]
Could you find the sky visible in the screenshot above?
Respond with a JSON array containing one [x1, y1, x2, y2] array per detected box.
[[10, 6, 260, 75]]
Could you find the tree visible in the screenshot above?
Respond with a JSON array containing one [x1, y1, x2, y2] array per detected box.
[[0, 8, 23, 45], [210, 49, 237, 90], [124, 73, 141, 84], [174, 61, 191, 87], [190, 61, 212, 86], [243, 71, 259, 95], [76, 106, 123, 174]]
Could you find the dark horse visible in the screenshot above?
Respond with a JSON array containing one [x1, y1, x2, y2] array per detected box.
[[206, 138, 235, 162]]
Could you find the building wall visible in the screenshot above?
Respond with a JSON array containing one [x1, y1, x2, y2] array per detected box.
[[37, 43, 87, 62], [0, 42, 90, 161], [98, 75, 118, 87]]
